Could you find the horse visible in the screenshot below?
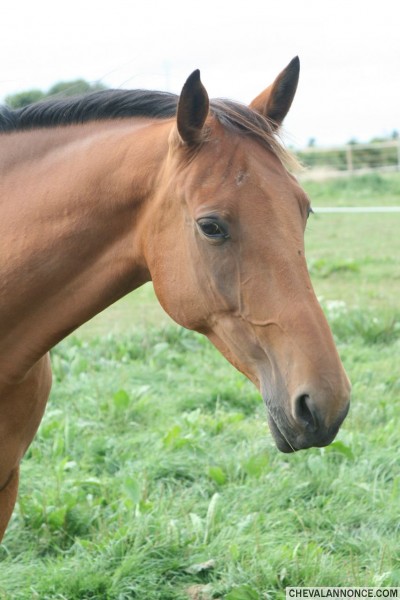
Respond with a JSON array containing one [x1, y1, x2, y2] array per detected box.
[[0, 57, 351, 540]]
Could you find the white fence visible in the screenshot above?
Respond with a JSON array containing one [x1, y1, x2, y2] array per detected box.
[[314, 206, 400, 213], [297, 140, 400, 180]]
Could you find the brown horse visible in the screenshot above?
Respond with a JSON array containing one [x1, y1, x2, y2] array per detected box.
[[0, 57, 350, 540]]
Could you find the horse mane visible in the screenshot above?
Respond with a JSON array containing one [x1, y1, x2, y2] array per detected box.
[[0, 90, 179, 131], [0, 89, 296, 168]]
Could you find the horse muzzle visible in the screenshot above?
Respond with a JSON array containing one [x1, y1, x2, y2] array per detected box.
[[265, 389, 351, 453]]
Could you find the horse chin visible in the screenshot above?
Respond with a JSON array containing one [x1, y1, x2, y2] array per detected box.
[[267, 413, 297, 453]]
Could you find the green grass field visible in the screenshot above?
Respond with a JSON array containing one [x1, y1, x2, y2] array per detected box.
[[1, 173, 399, 599]]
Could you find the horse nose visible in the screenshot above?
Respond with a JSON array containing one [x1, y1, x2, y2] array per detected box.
[[294, 393, 319, 433], [291, 390, 350, 449]]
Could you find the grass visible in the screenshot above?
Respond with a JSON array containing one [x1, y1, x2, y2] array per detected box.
[[1, 172, 399, 599], [302, 171, 400, 207], [303, 173, 400, 312]]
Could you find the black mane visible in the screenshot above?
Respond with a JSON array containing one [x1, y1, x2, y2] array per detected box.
[[0, 88, 296, 167], [0, 89, 179, 132]]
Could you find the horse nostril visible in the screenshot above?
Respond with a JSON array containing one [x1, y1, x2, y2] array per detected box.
[[294, 394, 319, 433]]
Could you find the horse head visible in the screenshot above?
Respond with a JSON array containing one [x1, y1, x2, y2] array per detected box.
[[143, 58, 351, 452]]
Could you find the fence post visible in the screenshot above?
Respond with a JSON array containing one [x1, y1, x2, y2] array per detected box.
[[397, 138, 400, 171], [346, 145, 354, 173]]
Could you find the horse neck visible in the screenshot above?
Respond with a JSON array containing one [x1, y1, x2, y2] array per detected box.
[[0, 119, 170, 381]]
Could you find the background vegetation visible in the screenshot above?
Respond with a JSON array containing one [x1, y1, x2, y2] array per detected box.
[[5, 80, 106, 109], [297, 135, 399, 173], [0, 173, 399, 599]]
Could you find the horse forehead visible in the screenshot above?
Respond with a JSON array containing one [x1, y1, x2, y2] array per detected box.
[[191, 135, 284, 189], [194, 151, 295, 212]]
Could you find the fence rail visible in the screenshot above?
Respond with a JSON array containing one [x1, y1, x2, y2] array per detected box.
[[314, 206, 400, 213], [296, 140, 400, 180]]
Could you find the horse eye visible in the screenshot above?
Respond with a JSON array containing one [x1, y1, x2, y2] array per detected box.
[[197, 218, 229, 242], [201, 222, 222, 236]]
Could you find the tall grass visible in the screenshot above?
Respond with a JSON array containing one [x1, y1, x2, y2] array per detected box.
[[1, 311, 399, 599], [303, 172, 400, 206]]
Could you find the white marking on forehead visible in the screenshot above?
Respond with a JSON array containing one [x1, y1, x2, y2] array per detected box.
[[235, 170, 248, 186]]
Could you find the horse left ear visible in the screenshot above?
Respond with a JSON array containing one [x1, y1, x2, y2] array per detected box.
[[250, 56, 300, 129], [177, 70, 209, 145]]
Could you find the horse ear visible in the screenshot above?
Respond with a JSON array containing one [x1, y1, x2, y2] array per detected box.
[[250, 56, 300, 129], [177, 70, 209, 145]]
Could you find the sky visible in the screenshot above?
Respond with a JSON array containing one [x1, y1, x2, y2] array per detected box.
[[1, 0, 398, 148]]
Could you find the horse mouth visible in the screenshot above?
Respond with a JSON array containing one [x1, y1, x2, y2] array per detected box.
[[267, 405, 349, 453], [267, 413, 297, 453]]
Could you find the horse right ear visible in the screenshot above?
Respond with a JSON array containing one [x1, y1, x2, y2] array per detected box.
[[177, 70, 209, 145], [250, 56, 300, 129]]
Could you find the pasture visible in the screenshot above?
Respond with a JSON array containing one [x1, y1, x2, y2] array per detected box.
[[1, 172, 399, 599]]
